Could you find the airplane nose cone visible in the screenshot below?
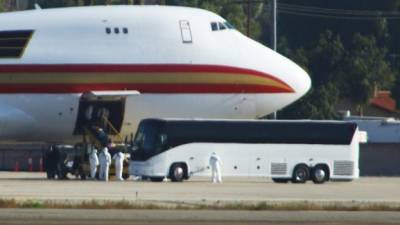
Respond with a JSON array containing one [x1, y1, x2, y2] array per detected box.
[[291, 64, 311, 98], [273, 53, 311, 99]]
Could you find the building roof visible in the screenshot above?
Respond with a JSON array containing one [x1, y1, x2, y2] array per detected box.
[[370, 91, 396, 112]]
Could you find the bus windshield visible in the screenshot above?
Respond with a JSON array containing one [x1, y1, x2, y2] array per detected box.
[[133, 121, 165, 160]]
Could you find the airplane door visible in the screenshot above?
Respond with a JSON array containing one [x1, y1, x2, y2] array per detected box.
[[74, 93, 128, 136], [179, 20, 193, 43]]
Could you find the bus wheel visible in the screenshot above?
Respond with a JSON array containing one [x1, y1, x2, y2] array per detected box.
[[311, 165, 329, 184], [292, 164, 310, 183], [272, 178, 289, 183], [170, 163, 185, 182]]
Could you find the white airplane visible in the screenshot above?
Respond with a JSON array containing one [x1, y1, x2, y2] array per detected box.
[[0, 5, 311, 143]]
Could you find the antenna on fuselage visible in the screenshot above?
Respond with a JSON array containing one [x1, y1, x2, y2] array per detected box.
[[34, 4, 42, 10]]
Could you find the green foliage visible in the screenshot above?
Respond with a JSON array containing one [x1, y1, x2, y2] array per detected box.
[[25, 0, 134, 8], [279, 84, 340, 119], [279, 28, 395, 118], [28, 0, 77, 8], [220, 3, 247, 34], [279, 30, 343, 119], [276, 0, 399, 118], [343, 33, 395, 114], [308, 30, 346, 87]]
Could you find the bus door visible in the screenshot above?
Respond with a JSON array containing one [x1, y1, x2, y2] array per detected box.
[[73, 91, 139, 136]]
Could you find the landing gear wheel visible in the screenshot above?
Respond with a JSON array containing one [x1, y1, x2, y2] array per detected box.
[[311, 166, 328, 184], [170, 164, 185, 182], [292, 165, 310, 183]]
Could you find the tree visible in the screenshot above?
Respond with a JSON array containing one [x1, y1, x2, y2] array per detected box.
[[280, 84, 340, 119], [307, 30, 346, 88], [279, 30, 344, 119], [343, 33, 395, 115]]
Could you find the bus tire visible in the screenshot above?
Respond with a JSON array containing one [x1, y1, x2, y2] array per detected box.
[[311, 165, 329, 184], [169, 163, 186, 182], [272, 178, 289, 183], [292, 164, 310, 183]]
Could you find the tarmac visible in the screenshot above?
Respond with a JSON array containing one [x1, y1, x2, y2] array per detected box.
[[0, 172, 399, 207]]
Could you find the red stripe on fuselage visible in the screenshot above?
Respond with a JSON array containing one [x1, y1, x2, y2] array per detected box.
[[0, 83, 290, 94], [0, 64, 294, 94], [0, 64, 271, 77]]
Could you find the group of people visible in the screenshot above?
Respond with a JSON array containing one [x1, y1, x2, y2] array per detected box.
[[85, 104, 124, 181], [91, 151, 223, 183], [88, 144, 125, 181], [89, 149, 222, 183], [43, 146, 68, 179], [44, 144, 222, 183]]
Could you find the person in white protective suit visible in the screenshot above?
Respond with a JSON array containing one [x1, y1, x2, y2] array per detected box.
[[112, 150, 125, 181], [209, 152, 222, 183], [98, 147, 111, 181], [88, 146, 99, 180]]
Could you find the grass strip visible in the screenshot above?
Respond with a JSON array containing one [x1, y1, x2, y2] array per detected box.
[[0, 199, 399, 211]]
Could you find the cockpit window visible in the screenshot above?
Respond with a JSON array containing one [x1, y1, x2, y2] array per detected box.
[[218, 22, 226, 30], [211, 21, 234, 32], [224, 22, 235, 29], [211, 22, 218, 31]]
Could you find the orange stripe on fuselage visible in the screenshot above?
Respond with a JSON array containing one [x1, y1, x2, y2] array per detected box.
[[0, 64, 294, 93]]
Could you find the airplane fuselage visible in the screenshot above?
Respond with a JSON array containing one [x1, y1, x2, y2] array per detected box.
[[0, 6, 310, 143]]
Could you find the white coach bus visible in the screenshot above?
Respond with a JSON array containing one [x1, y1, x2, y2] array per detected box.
[[129, 118, 361, 184]]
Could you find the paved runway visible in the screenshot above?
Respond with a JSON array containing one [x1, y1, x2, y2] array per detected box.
[[1, 172, 399, 224], [0, 209, 399, 225], [0, 172, 399, 204]]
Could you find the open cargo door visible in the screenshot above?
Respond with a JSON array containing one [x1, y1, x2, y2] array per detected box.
[[74, 91, 139, 136]]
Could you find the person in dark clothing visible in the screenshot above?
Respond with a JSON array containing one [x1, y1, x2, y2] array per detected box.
[[95, 127, 108, 147], [43, 146, 57, 179], [56, 149, 69, 179], [53, 147, 61, 179]]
